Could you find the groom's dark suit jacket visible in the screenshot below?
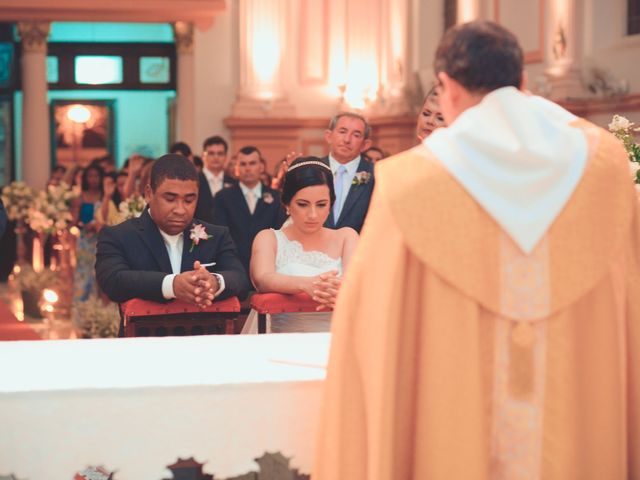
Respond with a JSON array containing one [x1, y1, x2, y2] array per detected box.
[[212, 184, 286, 275], [194, 171, 238, 224], [322, 156, 375, 233], [95, 209, 250, 304]]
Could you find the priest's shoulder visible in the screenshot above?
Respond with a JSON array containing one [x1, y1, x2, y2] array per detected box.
[[375, 144, 447, 193]]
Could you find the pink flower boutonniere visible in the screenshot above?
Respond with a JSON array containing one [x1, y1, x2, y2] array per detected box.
[[223, 182, 234, 189], [352, 171, 372, 186], [189, 223, 213, 252], [262, 192, 274, 204]]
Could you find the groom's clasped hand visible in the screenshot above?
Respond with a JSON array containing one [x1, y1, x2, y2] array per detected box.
[[172, 260, 219, 308]]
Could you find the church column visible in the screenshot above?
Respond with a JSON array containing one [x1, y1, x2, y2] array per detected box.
[[457, 0, 482, 23], [544, 0, 586, 100], [173, 22, 197, 148], [232, 0, 295, 117], [17, 21, 50, 189], [376, 0, 411, 115]]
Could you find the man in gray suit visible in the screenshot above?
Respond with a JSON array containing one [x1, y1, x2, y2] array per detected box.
[[322, 112, 374, 233]]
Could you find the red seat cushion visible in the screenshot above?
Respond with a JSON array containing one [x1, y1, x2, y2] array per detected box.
[[121, 297, 241, 317], [249, 293, 321, 314]]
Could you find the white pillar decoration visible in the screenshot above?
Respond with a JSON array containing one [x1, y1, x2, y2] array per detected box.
[[18, 21, 51, 189], [173, 21, 197, 148], [232, 0, 294, 117], [544, 0, 586, 100]]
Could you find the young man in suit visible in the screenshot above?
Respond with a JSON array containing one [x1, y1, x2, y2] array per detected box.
[[194, 135, 237, 224], [212, 146, 286, 275], [96, 154, 250, 319], [322, 112, 374, 233]]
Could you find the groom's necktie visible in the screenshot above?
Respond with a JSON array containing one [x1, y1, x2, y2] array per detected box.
[[333, 165, 348, 222]]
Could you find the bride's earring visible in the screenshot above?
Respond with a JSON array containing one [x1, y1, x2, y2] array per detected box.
[[286, 207, 290, 216]]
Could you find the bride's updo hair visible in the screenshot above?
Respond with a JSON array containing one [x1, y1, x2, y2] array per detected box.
[[281, 157, 336, 206]]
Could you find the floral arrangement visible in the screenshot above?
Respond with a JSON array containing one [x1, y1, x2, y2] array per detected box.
[[118, 194, 146, 220], [71, 296, 120, 338], [352, 171, 372, 186], [27, 182, 78, 234], [1, 181, 35, 221], [14, 264, 60, 292], [73, 465, 114, 480], [608, 114, 640, 185]]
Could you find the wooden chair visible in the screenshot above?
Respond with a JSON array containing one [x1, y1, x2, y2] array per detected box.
[[120, 297, 241, 337], [249, 293, 321, 334]]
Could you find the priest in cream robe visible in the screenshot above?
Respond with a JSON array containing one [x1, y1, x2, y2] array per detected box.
[[314, 20, 640, 480]]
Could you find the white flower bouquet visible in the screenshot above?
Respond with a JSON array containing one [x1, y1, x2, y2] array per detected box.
[[608, 115, 640, 185], [1, 181, 35, 221], [118, 194, 146, 220], [71, 296, 120, 338], [27, 182, 78, 234]]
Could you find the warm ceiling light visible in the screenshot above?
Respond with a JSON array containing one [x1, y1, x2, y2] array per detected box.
[[67, 105, 91, 124], [42, 289, 59, 303]]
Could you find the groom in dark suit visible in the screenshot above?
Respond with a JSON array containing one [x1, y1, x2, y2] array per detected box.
[[212, 146, 286, 274], [96, 154, 250, 313], [322, 112, 374, 233]]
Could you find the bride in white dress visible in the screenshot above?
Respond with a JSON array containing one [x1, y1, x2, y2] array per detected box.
[[244, 157, 359, 333]]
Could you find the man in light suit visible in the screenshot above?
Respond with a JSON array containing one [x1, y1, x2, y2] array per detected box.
[[195, 135, 237, 224], [212, 146, 286, 274], [96, 154, 250, 333], [322, 112, 374, 233]]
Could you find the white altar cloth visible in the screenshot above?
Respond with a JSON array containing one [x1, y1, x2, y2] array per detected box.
[[0, 333, 331, 480]]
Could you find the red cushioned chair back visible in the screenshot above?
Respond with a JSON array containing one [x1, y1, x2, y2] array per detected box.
[[120, 297, 241, 337]]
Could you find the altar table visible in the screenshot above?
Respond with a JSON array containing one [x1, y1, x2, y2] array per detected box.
[[0, 333, 330, 480]]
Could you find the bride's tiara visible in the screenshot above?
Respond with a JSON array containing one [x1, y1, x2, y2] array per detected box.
[[287, 160, 332, 173]]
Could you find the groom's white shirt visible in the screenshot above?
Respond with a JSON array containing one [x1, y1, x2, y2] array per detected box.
[[149, 208, 225, 299]]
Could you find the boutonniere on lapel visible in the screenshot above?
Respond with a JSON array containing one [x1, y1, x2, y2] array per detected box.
[[223, 182, 234, 189], [352, 171, 372, 186], [189, 223, 213, 252], [262, 192, 274, 204]]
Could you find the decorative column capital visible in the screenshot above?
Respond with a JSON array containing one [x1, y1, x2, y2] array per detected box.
[[173, 21, 195, 54], [17, 22, 50, 53]]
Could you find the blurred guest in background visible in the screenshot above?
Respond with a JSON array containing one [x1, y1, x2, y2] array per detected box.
[[416, 86, 446, 141], [71, 164, 104, 303], [97, 173, 122, 227], [169, 141, 193, 162], [363, 146, 388, 163], [193, 155, 203, 174], [322, 112, 374, 234], [213, 146, 286, 274], [47, 165, 67, 187], [195, 135, 237, 224]]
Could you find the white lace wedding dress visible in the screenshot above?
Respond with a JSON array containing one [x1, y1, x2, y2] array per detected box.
[[242, 228, 343, 334]]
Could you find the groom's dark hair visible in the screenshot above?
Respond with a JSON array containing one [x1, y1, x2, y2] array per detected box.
[[282, 157, 336, 206], [434, 20, 523, 93], [150, 153, 198, 191]]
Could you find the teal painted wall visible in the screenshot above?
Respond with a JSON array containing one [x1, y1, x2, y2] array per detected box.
[[13, 90, 175, 177], [49, 22, 173, 43], [48, 90, 175, 167], [12, 22, 175, 179]]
